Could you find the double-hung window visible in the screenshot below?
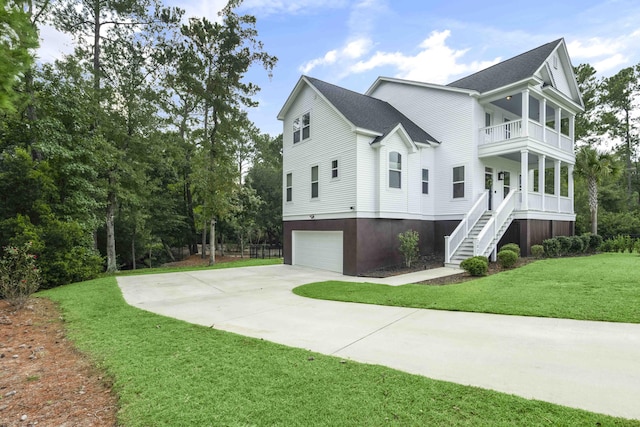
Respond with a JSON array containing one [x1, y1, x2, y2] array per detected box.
[[286, 173, 292, 202], [311, 166, 318, 198], [331, 159, 338, 179], [389, 152, 401, 189], [293, 112, 310, 143], [453, 166, 465, 198], [422, 169, 429, 194]]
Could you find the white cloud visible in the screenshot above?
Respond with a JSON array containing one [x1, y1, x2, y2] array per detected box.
[[317, 30, 500, 84], [37, 25, 75, 63], [567, 30, 640, 75], [241, 0, 348, 16], [299, 37, 372, 74], [180, 0, 228, 23]]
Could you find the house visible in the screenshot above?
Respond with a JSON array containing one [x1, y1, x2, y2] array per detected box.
[[277, 38, 583, 275]]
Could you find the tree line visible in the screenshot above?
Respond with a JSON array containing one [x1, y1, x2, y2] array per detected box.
[[1, 0, 282, 287]]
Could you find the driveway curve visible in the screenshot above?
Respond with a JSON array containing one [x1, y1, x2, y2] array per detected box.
[[117, 264, 640, 420]]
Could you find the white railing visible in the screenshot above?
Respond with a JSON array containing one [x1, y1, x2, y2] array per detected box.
[[481, 120, 523, 144], [560, 197, 573, 213], [444, 190, 489, 264], [479, 120, 573, 154], [474, 190, 518, 259]]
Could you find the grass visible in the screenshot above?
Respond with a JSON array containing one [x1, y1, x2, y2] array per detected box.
[[40, 275, 639, 426], [114, 257, 282, 276], [294, 253, 640, 323]]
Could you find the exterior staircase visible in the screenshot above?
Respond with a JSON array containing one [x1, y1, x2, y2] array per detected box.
[[445, 190, 518, 267], [448, 212, 492, 265]]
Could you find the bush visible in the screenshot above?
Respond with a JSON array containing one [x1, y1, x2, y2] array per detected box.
[[497, 250, 518, 268], [543, 238, 560, 257], [499, 243, 520, 257], [569, 236, 584, 254], [398, 230, 420, 268], [579, 233, 591, 253], [531, 244, 544, 258], [556, 236, 572, 256], [588, 234, 603, 253], [602, 235, 636, 254], [0, 242, 41, 308], [460, 256, 488, 276]]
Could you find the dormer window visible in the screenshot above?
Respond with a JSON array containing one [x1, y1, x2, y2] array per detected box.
[[293, 112, 310, 143]]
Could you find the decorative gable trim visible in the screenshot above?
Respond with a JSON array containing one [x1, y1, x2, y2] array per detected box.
[[370, 123, 419, 153]]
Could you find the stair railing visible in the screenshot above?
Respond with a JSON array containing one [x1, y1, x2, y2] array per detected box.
[[445, 190, 489, 264], [474, 190, 519, 258]]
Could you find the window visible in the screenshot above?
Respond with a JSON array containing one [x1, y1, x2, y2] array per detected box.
[[311, 166, 318, 198], [389, 151, 401, 188], [422, 169, 429, 194], [286, 173, 292, 202], [293, 112, 310, 143], [503, 171, 511, 199], [331, 159, 338, 179], [453, 166, 465, 198]]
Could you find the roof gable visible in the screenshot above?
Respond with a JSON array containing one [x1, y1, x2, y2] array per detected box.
[[288, 77, 438, 144], [447, 39, 563, 93]]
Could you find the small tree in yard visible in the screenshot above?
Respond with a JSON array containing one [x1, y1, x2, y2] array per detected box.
[[0, 242, 41, 309], [398, 230, 420, 268]]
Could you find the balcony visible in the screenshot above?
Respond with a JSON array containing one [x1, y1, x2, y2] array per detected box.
[[479, 119, 573, 160]]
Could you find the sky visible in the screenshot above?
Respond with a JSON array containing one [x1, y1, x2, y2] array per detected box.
[[37, 0, 640, 136]]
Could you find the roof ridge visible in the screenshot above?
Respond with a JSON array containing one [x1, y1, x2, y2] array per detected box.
[[447, 38, 563, 88]]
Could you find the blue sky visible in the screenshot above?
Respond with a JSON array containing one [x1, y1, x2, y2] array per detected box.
[[38, 0, 640, 136]]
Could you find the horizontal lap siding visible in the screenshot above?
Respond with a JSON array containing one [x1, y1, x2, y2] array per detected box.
[[356, 134, 378, 214], [283, 85, 357, 219], [370, 82, 477, 217]]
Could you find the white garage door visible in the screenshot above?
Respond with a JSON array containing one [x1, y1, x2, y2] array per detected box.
[[292, 231, 343, 273]]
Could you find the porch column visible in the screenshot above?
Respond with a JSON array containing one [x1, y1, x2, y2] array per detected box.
[[569, 114, 575, 143], [539, 154, 546, 211], [568, 164, 575, 214], [555, 107, 562, 147], [554, 159, 561, 212], [541, 99, 547, 142], [521, 89, 530, 136], [520, 150, 529, 210]]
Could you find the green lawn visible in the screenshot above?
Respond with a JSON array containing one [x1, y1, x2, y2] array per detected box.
[[294, 253, 640, 323], [41, 275, 638, 426], [114, 257, 282, 276]]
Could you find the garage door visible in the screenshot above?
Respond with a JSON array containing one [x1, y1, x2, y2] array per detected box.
[[292, 231, 343, 273]]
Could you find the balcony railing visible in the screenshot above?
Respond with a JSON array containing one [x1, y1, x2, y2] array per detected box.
[[480, 119, 573, 154]]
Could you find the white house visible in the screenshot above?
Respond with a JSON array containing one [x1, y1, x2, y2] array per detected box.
[[277, 39, 583, 275]]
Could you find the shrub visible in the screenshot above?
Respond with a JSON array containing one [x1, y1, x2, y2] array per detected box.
[[499, 243, 520, 258], [635, 239, 640, 254], [497, 250, 518, 268], [556, 236, 572, 256], [0, 242, 41, 308], [530, 244, 544, 258], [588, 234, 603, 253], [579, 233, 591, 253], [398, 230, 420, 268], [460, 256, 488, 277], [569, 236, 584, 254], [543, 238, 560, 257]]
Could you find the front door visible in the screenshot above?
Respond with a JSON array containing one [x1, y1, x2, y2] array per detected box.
[[485, 167, 493, 210]]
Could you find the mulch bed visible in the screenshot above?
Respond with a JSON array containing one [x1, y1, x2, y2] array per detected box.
[[0, 299, 117, 427]]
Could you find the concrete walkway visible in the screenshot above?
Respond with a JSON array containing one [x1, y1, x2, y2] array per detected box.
[[117, 264, 640, 420]]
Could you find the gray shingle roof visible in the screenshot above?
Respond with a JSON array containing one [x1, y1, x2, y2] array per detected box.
[[305, 76, 438, 144], [447, 39, 563, 93]]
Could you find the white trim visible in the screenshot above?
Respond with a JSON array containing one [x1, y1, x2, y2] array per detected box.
[[366, 76, 477, 97]]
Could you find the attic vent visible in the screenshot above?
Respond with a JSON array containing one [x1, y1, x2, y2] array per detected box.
[[552, 55, 558, 69]]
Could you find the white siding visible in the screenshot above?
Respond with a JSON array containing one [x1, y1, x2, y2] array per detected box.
[[371, 81, 480, 218], [282, 84, 357, 220], [356, 133, 378, 214], [547, 51, 572, 99]]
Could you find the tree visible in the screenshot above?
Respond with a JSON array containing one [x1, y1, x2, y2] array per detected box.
[[574, 63, 602, 145], [600, 65, 640, 204], [53, 0, 182, 272], [0, 0, 38, 111], [574, 146, 621, 234]]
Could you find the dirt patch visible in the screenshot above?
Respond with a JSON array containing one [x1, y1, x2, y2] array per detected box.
[[360, 257, 445, 278], [0, 298, 117, 427]]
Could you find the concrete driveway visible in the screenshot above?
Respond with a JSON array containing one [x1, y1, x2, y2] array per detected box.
[[117, 264, 640, 420]]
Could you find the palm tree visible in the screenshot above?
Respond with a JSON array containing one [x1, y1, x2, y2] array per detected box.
[[574, 146, 621, 234]]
